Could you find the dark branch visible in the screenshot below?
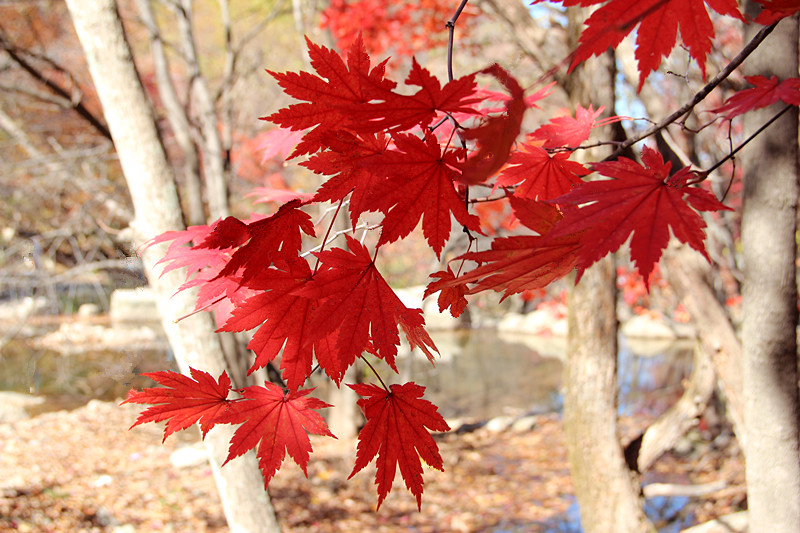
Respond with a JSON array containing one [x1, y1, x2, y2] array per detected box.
[[0, 32, 112, 140]]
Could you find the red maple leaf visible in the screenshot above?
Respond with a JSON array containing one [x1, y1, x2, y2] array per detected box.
[[754, 0, 800, 23], [355, 58, 481, 132], [304, 131, 391, 226], [430, 201, 581, 299], [458, 64, 527, 185], [530, 105, 623, 148], [123, 368, 231, 441], [348, 382, 450, 510], [711, 75, 800, 118], [265, 35, 396, 155], [365, 130, 481, 256], [219, 259, 339, 391], [537, 0, 743, 91], [145, 221, 256, 325], [496, 144, 590, 201], [424, 267, 468, 318], [547, 146, 731, 285], [220, 383, 334, 487], [301, 236, 437, 372], [203, 200, 315, 284]]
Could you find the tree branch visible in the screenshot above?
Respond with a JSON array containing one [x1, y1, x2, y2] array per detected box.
[[0, 31, 112, 140], [607, 22, 778, 160]]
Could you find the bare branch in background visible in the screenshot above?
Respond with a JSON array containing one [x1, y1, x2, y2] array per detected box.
[[133, 0, 204, 225]]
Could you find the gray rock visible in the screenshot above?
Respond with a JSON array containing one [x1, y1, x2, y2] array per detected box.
[[109, 288, 159, 325], [485, 416, 515, 433], [510, 415, 538, 432], [0, 392, 44, 423], [77, 303, 101, 318]]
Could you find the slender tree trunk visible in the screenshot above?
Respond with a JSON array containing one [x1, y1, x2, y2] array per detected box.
[[561, 8, 654, 533], [740, 7, 800, 533], [64, 1, 281, 531]]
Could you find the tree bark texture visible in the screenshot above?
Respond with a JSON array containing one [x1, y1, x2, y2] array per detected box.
[[740, 7, 800, 533], [561, 8, 654, 533], [64, 1, 281, 531]]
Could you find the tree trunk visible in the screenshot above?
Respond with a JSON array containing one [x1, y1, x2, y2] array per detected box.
[[561, 8, 654, 533], [740, 7, 800, 533], [64, 1, 281, 531]]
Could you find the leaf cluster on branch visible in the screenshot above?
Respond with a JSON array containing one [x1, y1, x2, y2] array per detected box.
[[126, 0, 800, 509]]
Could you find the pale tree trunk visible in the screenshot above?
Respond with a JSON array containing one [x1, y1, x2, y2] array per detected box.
[[561, 8, 654, 533], [740, 7, 800, 533], [64, 1, 281, 531]]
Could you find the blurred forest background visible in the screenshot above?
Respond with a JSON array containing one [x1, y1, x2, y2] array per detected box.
[[0, 0, 785, 532]]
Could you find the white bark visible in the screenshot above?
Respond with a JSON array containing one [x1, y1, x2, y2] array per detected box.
[[64, 1, 281, 531]]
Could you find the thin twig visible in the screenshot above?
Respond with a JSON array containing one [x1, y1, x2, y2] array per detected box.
[[312, 199, 345, 275], [607, 22, 778, 161], [708, 103, 794, 178], [300, 223, 376, 258], [445, 0, 470, 82]]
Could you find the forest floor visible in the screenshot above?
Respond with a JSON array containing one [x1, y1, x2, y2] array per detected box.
[[0, 399, 746, 533]]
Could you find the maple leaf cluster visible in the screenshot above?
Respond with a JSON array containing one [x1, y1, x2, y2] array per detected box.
[[125, 0, 800, 508]]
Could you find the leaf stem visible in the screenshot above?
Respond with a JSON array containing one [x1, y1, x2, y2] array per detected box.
[[445, 0, 470, 82], [312, 198, 345, 275], [174, 295, 225, 322], [361, 355, 390, 392]]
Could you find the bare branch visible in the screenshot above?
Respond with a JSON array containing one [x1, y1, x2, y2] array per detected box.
[[607, 22, 778, 160], [0, 30, 112, 139]]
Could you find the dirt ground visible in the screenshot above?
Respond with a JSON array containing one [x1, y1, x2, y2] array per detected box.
[[0, 400, 745, 533]]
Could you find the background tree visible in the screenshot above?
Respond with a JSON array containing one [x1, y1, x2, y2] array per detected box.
[[63, 0, 282, 531]]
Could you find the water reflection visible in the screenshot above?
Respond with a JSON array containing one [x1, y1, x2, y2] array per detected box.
[[1, 328, 693, 421]]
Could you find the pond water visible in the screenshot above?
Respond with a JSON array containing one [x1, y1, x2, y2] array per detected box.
[[1, 325, 698, 532], [1, 327, 693, 421]]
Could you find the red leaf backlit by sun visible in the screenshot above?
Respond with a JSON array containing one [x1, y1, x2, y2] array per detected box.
[[534, 0, 744, 91], [354, 58, 482, 132], [348, 382, 450, 510], [304, 131, 391, 226], [429, 201, 581, 300], [496, 143, 590, 201], [458, 64, 527, 185], [300, 236, 438, 372], [219, 383, 334, 487], [530, 105, 623, 148], [365, 130, 481, 256], [547, 146, 731, 285], [711, 75, 800, 118], [218, 259, 338, 391], [265, 35, 396, 156], [123, 368, 231, 441]]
